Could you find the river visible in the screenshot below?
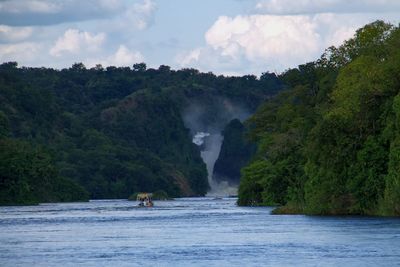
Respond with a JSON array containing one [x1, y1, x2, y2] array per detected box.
[[1, 198, 399, 266]]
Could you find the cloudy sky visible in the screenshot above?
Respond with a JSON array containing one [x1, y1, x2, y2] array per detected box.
[[0, 0, 399, 76]]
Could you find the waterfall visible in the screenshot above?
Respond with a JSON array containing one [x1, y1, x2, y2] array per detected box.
[[184, 99, 250, 197], [192, 132, 238, 196]]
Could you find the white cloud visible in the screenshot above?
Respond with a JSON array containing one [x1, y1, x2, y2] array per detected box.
[[131, 0, 156, 30], [255, 0, 400, 15], [177, 46, 252, 76], [86, 45, 144, 67], [179, 48, 202, 66], [0, 0, 154, 69], [0, 42, 41, 62], [178, 12, 395, 75], [205, 15, 320, 64], [312, 13, 359, 47], [0, 0, 156, 30], [179, 14, 323, 74], [107, 45, 144, 66], [0, 25, 33, 42], [110, 0, 156, 31], [50, 29, 106, 57]]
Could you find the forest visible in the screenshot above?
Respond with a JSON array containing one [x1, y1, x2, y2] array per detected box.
[[0, 60, 281, 205], [238, 21, 400, 216]]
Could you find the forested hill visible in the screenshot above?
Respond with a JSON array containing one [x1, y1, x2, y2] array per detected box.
[[238, 21, 400, 216], [0, 62, 282, 205]]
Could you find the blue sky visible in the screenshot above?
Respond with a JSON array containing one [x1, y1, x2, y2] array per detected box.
[[130, 0, 254, 68], [0, 0, 399, 76]]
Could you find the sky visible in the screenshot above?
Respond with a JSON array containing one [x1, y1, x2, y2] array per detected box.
[[0, 0, 399, 76]]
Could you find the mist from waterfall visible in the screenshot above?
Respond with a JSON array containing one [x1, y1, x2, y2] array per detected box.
[[184, 98, 250, 196]]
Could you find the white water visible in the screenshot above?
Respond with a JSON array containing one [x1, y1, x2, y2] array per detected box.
[[193, 132, 238, 196], [192, 132, 210, 146]]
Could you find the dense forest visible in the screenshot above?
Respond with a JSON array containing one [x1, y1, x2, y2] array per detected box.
[[238, 21, 400, 216], [0, 61, 281, 205]]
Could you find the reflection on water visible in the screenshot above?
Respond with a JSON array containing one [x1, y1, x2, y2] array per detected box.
[[1, 198, 400, 266]]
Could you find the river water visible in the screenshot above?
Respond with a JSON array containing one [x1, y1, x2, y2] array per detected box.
[[1, 198, 400, 266]]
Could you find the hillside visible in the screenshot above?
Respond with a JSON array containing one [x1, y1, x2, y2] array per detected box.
[[213, 119, 256, 186], [238, 21, 400, 216], [0, 63, 281, 205]]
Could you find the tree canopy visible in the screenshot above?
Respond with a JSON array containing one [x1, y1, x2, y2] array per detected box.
[[238, 21, 400, 216]]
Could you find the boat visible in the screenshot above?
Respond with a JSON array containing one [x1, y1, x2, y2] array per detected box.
[[136, 193, 154, 207]]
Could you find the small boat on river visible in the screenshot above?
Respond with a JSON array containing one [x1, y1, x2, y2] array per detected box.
[[136, 193, 154, 207]]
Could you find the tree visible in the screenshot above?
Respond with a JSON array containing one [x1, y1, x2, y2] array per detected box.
[[133, 62, 147, 72], [0, 111, 10, 138]]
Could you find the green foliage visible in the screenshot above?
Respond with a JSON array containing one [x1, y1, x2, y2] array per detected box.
[[0, 111, 10, 138], [381, 94, 400, 215], [346, 137, 387, 214], [152, 190, 172, 200], [0, 138, 88, 205], [0, 60, 281, 204], [238, 160, 266, 206], [238, 21, 400, 216], [383, 136, 400, 215], [213, 119, 256, 185]]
